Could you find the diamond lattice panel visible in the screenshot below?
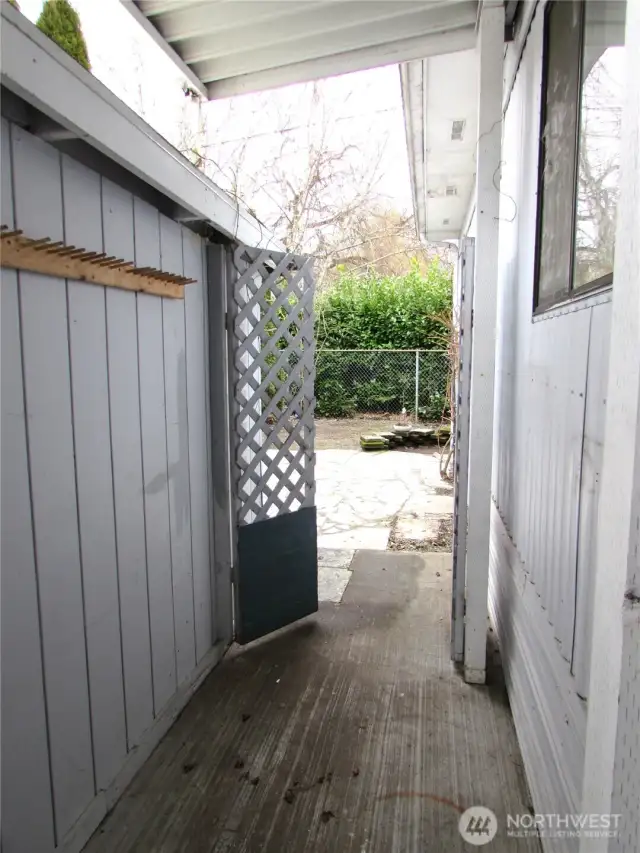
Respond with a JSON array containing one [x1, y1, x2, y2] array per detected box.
[[230, 245, 316, 526]]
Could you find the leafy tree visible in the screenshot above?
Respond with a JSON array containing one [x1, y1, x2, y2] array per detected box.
[[37, 0, 90, 71]]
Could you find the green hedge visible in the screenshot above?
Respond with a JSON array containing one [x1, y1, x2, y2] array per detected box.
[[315, 259, 452, 350], [313, 260, 452, 419], [261, 260, 453, 421]]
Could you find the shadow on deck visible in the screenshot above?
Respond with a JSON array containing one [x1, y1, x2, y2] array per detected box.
[[84, 551, 539, 852]]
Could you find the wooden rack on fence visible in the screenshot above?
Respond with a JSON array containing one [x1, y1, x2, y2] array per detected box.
[[0, 225, 195, 299]]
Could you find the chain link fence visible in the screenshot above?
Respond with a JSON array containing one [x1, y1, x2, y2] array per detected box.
[[315, 349, 451, 421]]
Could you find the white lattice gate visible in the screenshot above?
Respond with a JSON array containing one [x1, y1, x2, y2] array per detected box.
[[228, 244, 318, 643]]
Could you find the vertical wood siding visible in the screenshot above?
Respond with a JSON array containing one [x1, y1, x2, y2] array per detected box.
[[0, 120, 218, 852], [161, 215, 196, 686], [15, 127, 96, 840], [102, 178, 155, 753], [489, 6, 611, 848], [1, 118, 57, 853]]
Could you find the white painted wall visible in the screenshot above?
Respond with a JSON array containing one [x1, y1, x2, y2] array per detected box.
[[581, 1, 640, 850], [487, 2, 639, 851]]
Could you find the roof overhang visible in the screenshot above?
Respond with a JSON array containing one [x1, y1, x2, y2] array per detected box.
[[122, 0, 479, 99], [0, 2, 276, 248], [400, 49, 479, 242]]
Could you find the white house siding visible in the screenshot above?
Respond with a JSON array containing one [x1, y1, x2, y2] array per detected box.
[[488, 5, 612, 847], [611, 606, 640, 851], [0, 118, 224, 853]]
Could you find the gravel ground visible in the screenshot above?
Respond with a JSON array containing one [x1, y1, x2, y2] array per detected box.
[[388, 514, 454, 553]]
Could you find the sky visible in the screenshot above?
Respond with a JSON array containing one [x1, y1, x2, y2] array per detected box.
[[16, 0, 414, 221]]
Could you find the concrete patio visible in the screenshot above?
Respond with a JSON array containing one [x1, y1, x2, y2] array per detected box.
[[315, 446, 454, 604], [316, 448, 452, 551]]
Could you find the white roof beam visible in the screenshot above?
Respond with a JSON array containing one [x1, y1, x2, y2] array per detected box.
[[400, 61, 428, 241], [148, 1, 325, 43], [180, 2, 447, 64], [206, 25, 476, 99], [195, 1, 478, 83], [137, 0, 213, 18]]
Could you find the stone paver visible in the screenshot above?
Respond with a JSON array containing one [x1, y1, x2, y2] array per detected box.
[[318, 568, 353, 602], [395, 513, 442, 543], [318, 548, 355, 569], [318, 548, 354, 602]]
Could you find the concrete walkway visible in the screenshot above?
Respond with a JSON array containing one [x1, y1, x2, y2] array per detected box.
[[316, 448, 452, 550]]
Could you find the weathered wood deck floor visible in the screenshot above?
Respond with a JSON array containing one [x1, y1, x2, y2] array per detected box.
[[84, 551, 539, 853]]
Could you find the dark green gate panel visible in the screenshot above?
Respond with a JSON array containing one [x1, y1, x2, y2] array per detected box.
[[235, 506, 318, 644]]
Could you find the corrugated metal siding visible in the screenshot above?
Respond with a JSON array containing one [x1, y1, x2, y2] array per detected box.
[[572, 305, 611, 697], [489, 5, 612, 849], [0, 118, 221, 852]]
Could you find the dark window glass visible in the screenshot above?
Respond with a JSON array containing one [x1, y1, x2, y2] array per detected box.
[[535, 0, 626, 311], [537, 0, 582, 306], [574, 1, 626, 288]]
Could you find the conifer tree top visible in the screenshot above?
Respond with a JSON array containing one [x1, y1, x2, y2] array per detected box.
[[37, 0, 90, 72]]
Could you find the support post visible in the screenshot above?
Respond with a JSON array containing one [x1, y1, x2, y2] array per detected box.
[[463, 0, 504, 684], [206, 243, 234, 646], [451, 238, 475, 663], [415, 349, 420, 420], [581, 1, 640, 848]]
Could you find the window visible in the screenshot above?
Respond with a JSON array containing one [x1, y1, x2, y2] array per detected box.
[[535, 0, 626, 310]]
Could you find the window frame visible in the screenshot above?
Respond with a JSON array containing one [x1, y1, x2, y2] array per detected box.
[[533, 0, 616, 314]]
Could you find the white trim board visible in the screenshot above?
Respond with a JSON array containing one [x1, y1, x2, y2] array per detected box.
[[581, 0, 640, 845], [463, 0, 504, 684]]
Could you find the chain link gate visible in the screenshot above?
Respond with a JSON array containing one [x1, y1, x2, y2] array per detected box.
[[228, 244, 318, 644]]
